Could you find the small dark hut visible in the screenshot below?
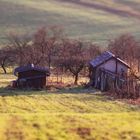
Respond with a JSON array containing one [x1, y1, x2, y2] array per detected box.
[[13, 64, 50, 89], [89, 51, 130, 91]]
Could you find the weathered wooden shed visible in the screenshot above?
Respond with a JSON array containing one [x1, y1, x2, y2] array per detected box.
[[13, 64, 50, 89], [89, 51, 130, 91]]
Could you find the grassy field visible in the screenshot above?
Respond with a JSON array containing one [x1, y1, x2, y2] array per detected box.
[[0, 74, 140, 140], [0, 1, 140, 139], [0, 0, 140, 45]]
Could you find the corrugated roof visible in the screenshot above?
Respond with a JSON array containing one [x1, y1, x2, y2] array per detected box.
[[14, 64, 50, 76], [90, 51, 130, 68], [90, 51, 114, 67]]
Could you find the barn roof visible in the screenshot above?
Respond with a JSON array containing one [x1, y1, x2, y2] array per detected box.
[[14, 64, 50, 76], [90, 51, 130, 68]]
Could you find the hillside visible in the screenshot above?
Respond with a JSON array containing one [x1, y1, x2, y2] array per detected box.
[[0, 0, 140, 45], [0, 74, 140, 140]]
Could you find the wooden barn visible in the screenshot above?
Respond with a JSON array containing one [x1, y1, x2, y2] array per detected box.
[[89, 51, 130, 91], [13, 64, 50, 89]]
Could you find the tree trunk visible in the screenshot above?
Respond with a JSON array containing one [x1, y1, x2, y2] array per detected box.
[[138, 59, 140, 72], [1, 65, 7, 74], [74, 74, 78, 85], [48, 55, 51, 70]]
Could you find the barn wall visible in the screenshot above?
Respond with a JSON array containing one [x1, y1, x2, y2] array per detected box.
[[18, 70, 46, 79], [26, 77, 46, 88], [98, 58, 128, 73], [99, 59, 116, 72], [17, 70, 47, 88], [117, 62, 128, 73]]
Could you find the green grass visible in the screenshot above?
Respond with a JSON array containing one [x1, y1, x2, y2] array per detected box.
[[0, 1, 140, 139], [0, 74, 140, 139], [0, 0, 140, 45]]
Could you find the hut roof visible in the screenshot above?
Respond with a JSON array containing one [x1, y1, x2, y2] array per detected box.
[[90, 51, 130, 68], [14, 64, 50, 76]]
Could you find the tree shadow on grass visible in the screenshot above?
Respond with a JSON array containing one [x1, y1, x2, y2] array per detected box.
[[0, 87, 118, 105], [0, 86, 101, 97]]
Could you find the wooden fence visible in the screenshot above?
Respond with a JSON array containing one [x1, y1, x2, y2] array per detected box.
[[94, 68, 140, 99], [114, 76, 140, 99], [47, 75, 88, 85]]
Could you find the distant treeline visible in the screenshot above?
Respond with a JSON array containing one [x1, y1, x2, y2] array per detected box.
[[0, 26, 140, 85]]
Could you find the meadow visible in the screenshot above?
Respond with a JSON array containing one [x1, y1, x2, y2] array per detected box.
[[0, 74, 140, 140], [0, 0, 140, 139], [0, 0, 140, 45]]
